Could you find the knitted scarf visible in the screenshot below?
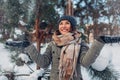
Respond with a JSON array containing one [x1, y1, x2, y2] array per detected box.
[[52, 31, 82, 80]]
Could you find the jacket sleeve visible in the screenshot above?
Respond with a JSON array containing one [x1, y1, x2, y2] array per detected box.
[[80, 40, 105, 68], [25, 42, 52, 68]]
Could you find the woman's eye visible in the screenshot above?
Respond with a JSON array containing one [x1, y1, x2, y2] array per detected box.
[[66, 22, 70, 24], [59, 22, 63, 25], [59, 21, 71, 25]]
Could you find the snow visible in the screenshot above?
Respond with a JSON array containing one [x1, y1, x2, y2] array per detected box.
[[0, 43, 46, 80], [18, 53, 31, 63], [0, 43, 15, 72], [0, 76, 8, 80], [82, 43, 120, 80], [0, 42, 120, 80], [14, 28, 22, 35], [19, 20, 27, 26], [91, 44, 113, 71], [28, 69, 45, 80], [0, 34, 2, 38]]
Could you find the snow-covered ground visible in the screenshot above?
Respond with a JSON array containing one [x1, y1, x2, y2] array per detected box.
[[0, 43, 48, 80], [0, 42, 120, 80]]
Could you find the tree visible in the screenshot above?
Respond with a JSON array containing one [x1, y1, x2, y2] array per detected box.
[[1, 0, 33, 40]]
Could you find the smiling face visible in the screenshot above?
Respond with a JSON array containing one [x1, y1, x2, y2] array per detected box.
[[58, 20, 72, 35]]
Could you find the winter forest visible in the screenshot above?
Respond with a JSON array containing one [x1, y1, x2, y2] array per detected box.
[[0, 0, 120, 80]]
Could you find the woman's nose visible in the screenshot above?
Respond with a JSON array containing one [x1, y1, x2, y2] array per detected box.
[[61, 24, 66, 27]]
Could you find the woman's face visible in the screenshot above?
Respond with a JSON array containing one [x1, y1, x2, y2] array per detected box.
[[58, 20, 71, 35]]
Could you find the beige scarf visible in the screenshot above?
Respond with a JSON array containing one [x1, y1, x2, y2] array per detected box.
[[52, 31, 82, 80]]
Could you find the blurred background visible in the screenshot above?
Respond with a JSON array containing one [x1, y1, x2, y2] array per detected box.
[[0, 0, 120, 42], [0, 0, 120, 80]]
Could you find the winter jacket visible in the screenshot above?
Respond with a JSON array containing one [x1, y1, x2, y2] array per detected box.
[[25, 39, 104, 80]]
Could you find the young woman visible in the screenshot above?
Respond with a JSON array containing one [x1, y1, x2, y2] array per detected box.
[[25, 15, 105, 80]]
